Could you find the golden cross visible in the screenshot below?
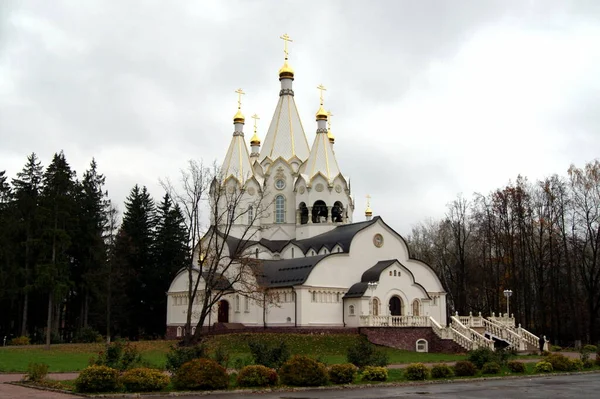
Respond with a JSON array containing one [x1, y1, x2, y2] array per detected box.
[[327, 110, 333, 130], [235, 88, 245, 109], [251, 113, 260, 133], [366, 194, 371, 207], [280, 33, 293, 59], [317, 84, 327, 105]]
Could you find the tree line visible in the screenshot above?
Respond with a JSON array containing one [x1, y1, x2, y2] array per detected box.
[[407, 160, 600, 346], [0, 152, 189, 344]]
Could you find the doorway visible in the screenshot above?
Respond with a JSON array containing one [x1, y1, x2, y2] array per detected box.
[[218, 300, 229, 323], [389, 296, 402, 316]]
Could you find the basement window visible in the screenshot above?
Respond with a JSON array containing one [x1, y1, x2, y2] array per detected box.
[[416, 339, 428, 353]]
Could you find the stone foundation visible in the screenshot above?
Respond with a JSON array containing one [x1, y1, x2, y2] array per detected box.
[[165, 325, 359, 340], [360, 327, 465, 353]]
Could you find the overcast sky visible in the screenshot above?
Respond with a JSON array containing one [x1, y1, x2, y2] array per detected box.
[[1, 0, 599, 235]]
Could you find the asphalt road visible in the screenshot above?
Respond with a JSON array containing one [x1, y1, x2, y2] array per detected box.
[[162, 373, 600, 399]]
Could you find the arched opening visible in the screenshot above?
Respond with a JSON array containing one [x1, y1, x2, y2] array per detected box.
[[247, 205, 253, 225], [389, 296, 403, 316], [176, 326, 182, 337], [412, 299, 420, 316], [416, 339, 428, 353], [275, 195, 285, 223], [299, 202, 308, 224], [217, 300, 229, 323], [312, 200, 328, 223], [373, 297, 380, 316], [332, 201, 344, 223]]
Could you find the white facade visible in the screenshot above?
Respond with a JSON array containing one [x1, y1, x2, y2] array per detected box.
[[166, 44, 448, 334]]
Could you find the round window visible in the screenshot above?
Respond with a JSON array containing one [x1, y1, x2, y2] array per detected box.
[[275, 179, 285, 190]]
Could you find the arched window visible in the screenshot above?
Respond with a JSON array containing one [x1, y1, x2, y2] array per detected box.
[[291, 248, 295, 258], [244, 297, 249, 312], [255, 248, 259, 258], [235, 295, 240, 312], [176, 326, 182, 337], [299, 202, 308, 224], [412, 300, 420, 316], [336, 292, 341, 302], [332, 201, 344, 222], [373, 297, 380, 316], [275, 195, 285, 223], [416, 339, 428, 353], [312, 291, 317, 302], [228, 205, 235, 223], [349, 305, 355, 315], [247, 205, 253, 225], [312, 200, 328, 223], [192, 327, 196, 335]]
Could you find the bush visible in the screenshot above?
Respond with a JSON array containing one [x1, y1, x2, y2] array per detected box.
[[92, 341, 142, 371], [9, 336, 30, 346], [534, 361, 553, 373], [583, 359, 595, 369], [120, 368, 169, 392], [346, 339, 389, 368], [361, 366, 388, 382], [165, 343, 208, 373], [329, 363, 358, 384], [25, 362, 48, 382], [580, 344, 597, 362], [73, 327, 103, 343], [551, 345, 562, 352], [405, 363, 429, 381], [279, 355, 329, 387], [75, 365, 120, 393], [569, 358, 584, 371], [212, 345, 229, 368], [172, 358, 228, 391], [236, 365, 278, 387], [481, 362, 501, 375], [248, 340, 291, 370], [545, 353, 571, 372], [453, 360, 477, 377], [232, 355, 253, 370], [467, 347, 498, 369], [431, 364, 454, 379], [507, 361, 526, 373]]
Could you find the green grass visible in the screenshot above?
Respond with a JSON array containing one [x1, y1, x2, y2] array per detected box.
[[0, 334, 470, 372]]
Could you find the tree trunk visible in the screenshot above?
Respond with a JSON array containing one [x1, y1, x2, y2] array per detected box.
[[46, 292, 52, 348]]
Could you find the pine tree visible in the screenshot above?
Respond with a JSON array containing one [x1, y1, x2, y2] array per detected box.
[[0, 170, 19, 336], [38, 151, 77, 346], [11, 153, 44, 336]]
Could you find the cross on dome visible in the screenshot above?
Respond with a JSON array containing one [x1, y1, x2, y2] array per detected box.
[[233, 88, 246, 124]]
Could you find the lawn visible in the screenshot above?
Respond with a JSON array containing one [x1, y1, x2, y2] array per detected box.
[[0, 333, 467, 372]]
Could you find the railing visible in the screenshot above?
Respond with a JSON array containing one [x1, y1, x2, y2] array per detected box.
[[488, 312, 516, 328], [430, 316, 451, 339], [449, 326, 473, 351], [516, 324, 541, 350], [456, 312, 485, 328], [451, 316, 494, 350], [483, 318, 523, 349], [359, 315, 431, 327]]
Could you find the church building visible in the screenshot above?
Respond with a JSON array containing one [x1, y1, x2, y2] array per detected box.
[[166, 35, 448, 338]]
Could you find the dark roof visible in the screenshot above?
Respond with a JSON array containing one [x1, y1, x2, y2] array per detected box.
[[202, 272, 232, 291], [343, 282, 368, 298], [361, 260, 397, 283], [257, 255, 329, 288]]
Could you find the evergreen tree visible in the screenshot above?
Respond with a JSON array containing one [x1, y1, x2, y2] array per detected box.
[[11, 153, 44, 336], [0, 170, 19, 337], [38, 151, 77, 346]]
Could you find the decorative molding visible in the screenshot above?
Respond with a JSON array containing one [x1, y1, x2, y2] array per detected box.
[[299, 186, 306, 194], [316, 128, 328, 134], [315, 183, 324, 192], [279, 89, 295, 96], [335, 184, 342, 193]]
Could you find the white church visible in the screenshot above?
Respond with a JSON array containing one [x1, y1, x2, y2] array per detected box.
[[167, 36, 541, 353]]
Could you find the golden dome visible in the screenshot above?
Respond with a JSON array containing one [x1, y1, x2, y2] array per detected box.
[[365, 206, 373, 216], [233, 109, 245, 124], [278, 60, 295, 80], [250, 132, 261, 145], [315, 105, 328, 121], [328, 129, 335, 144]]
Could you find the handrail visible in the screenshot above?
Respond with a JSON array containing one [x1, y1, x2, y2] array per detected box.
[[451, 316, 494, 350]]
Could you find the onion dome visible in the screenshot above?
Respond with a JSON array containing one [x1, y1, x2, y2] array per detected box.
[[328, 130, 335, 144], [250, 131, 261, 145], [316, 105, 328, 121], [279, 60, 295, 80], [233, 109, 245, 124]]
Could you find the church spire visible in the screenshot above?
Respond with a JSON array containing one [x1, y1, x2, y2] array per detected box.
[[327, 110, 335, 144], [222, 88, 253, 184], [278, 33, 294, 80], [250, 113, 261, 160]]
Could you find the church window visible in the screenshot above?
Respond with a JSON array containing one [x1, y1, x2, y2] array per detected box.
[[393, 270, 397, 276], [416, 339, 428, 353], [433, 296, 437, 305], [336, 293, 341, 302], [291, 248, 294, 258], [244, 297, 249, 312], [312, 200, 328, 223], [312, 250, 315, 256], [287, 316, 292, 323], [312, 291, 316, 302], [337, 247, 341, 253], [389, 271, 392, 276], [235, 295, 240, 312], [255, 248, 259, 258], [349, 305, 355, 315], [248, 205, 253, 225], [192, 327, 196, 335], [299, 202, 308, 224], [228, 205, 235, 224], [373, 297, 380, 316], [275, 179, 286, 190], [176, 326, 182, 337], [412, 300, 420, 316], [275, 195, 285, 223], [332, 201, 344, 222]]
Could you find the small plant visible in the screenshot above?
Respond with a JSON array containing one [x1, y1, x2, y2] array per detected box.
[[75, 365, 120, 393], [583, 359, 595, 369], [248, 340, 291, 369], [329, 363, 358, 384], [236, 365, 278, 387], [25, 362, 48, 382], [120, 368, 170, 392], [405, 363, 429, 380], [361, 366, 388, 382], [232, 355, 253, 370], [481, 361, 501, 375], [534, 361, 553, 373], [580, 344, 597, 363], [73, 327, 103, 343], [431, 364, 454, 379], [507, 361, 526, 373], [165, 343, 207, 373], [279, 355, 329, 387], [551, 345, 562, 352], [9, 336, 30, 346], [467, 347, 498, 369], [569, 358, 584, 371], [453, 360, 477, 377], [172, 358, 228, 391], [212, 345, 229, 368], [545, 353, 571, 372], [92, 341, 142, 371], [346, 339, 389, 368]]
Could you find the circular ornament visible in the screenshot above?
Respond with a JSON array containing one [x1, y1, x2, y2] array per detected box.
[[275, 179, 286, 190], [247, 187, 255, 196], [315, 183, 324, 192], [299, 186, 306, 194], [373, 233, 384, 248], [227, 186, 234, 194], [335, 184, 342, 193]]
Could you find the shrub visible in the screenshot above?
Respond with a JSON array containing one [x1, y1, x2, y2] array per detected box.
[[431, 364, 454, 379], [236, 365, 278, 387], [583, 344, 597, 352], [75, 365, 120, 393], [580, 344, 597, 362], [346, 339, 389, 368], [534, 361, 553, 373], [468, 347, 498, 369], [569, 358, 584, 371], [172, 358, 228, 391], [73, 327, 103, 343], [212, 345, 229, 368], [232, 355, 253, 370], [361, 366, 388, 382], [248, 340, 291, 370], [507, 361, 526, 373], [481, 362, 501, 374], [165, 343, 208, 373], [92, 341, 142, 371], [583, 359, 595, 369], [545, 353, 571, 372], [329, 363, 358, 384], [453, 360, 477, 377], [551, 345, 562, 352], [25, 362, 48, 382], [9, 336, 30, 346], [405, 363, 429, 381], [120, 368, 169, 392], [279, 355, 328, 387]]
